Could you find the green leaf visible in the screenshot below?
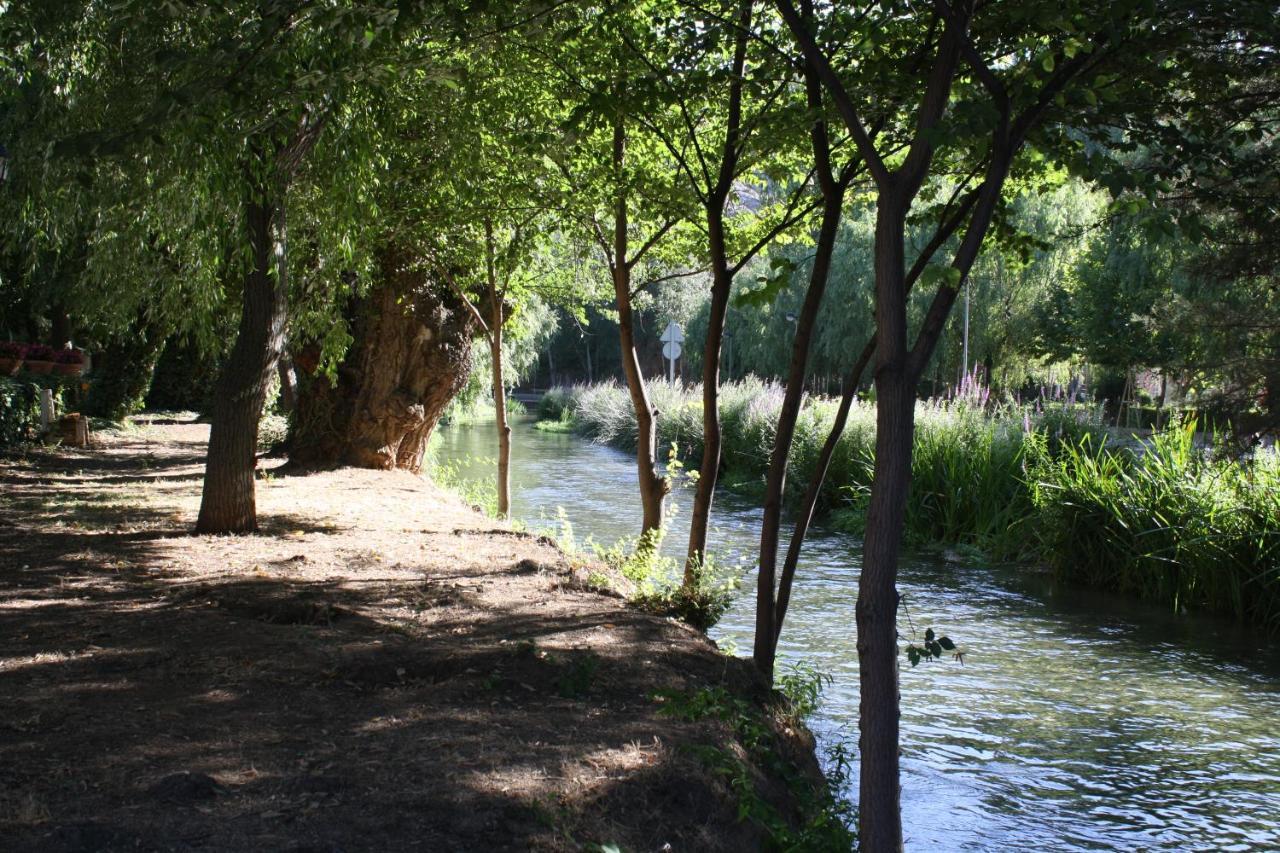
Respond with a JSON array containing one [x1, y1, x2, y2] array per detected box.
[[938, 637, 956, 650], [1042, 54, 1056, 73]]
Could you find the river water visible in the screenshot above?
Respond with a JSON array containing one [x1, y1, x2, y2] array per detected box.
[[436, 417, 1280, 851]]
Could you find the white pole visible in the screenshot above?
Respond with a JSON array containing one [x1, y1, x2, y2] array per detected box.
[[962, 278, 970, 380]]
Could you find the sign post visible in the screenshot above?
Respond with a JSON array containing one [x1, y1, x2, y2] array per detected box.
[[660, 322, 684, 383]]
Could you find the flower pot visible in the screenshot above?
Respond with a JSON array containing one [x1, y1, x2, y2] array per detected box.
[[54, 362, 85, 377], [0, 357, 20, 376], [24, 360, 54, 375]]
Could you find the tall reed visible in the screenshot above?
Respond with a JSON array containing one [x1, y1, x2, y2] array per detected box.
[[540, 380, 1280, 630]]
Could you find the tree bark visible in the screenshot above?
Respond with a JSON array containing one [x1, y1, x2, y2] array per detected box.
[[196, 189, 286, 534], [277, 353, 298, 414], [685, 248, 731, 580], [85, 313, 169, 421], [684, 0, 752, 582], [288, 244, 480, 472], [608, 119, 668, 541], [773, 338, 875, 643], [485, 220, 512, 518], [856, 193, 914, 853], [754, 59, 846, 677]]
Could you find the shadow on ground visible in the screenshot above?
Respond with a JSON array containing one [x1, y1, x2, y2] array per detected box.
[[0, 424, 820, 852]]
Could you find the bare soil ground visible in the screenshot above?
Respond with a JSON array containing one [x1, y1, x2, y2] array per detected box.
[[0, 419, 821, 852]]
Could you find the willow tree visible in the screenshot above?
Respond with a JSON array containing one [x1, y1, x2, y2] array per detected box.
[[7, 0, 450, 532]]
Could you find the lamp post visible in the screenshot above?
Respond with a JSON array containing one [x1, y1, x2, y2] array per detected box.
[[0, 144, 9, 184]]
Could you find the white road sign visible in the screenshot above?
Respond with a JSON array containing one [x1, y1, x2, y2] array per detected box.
[[662, 340, 682, 361], [661, 321, 684, 344]]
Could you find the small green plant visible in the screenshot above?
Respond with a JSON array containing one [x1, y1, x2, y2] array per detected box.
[[555, 652, 600, 699], [430, 454, 500, 517], [655, 684, 855, 850], [777, 661, 833, 723]]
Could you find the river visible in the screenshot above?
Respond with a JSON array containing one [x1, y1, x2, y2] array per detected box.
[[435, 417, 1280, 851]]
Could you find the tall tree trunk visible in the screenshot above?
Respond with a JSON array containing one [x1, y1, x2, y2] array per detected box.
[[289, 244, 480, 472], [857, 194, 913, 852], [685, 240, 731, 581], [277, 353, 298, 414], [48, 304, 72, 349], [773, 338, 875, 644], [754, 61, 846, 676], [490, 322, 510, 515], [84, 313, 169, 421], [610, 118, 668, 541], [486, 220, 511, 518], [196, 188, 286, 534], [684, 0, 752, 582]]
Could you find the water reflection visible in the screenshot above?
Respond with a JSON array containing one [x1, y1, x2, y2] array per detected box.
[[436, 418, 1280, 850]]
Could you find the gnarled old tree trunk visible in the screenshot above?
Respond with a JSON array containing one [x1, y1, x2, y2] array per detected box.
[[289, 244, 480, 473]]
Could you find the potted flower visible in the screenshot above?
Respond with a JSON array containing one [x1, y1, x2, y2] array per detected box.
[[22, 344, 57, 375], [0, 341, 23, 376], [53, 348, 87, 376]]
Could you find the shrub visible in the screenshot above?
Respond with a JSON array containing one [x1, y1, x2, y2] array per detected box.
[[53, 348, 85, 365], [0, 342, 26, 359], [0, 378, 50, 447]]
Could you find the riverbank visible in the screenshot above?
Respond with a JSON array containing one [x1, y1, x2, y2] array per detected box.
[[539, 379, 1280, 631], [0, 418, 845, 851]]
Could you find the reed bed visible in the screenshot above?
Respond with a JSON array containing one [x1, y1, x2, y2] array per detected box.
[[539, 379, 1280, 630]]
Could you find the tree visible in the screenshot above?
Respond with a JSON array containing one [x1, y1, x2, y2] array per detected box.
[[770, 0, 1276, 845], [620, 0, 816, 578], [540, 1, 703, 542]]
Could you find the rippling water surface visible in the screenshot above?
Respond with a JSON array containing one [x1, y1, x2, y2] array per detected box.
[[437, 418, 1280, 851]]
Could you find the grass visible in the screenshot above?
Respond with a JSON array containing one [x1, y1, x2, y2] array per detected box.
[[539, 379, 1280, 631], [1028, 423, 1280, 632]]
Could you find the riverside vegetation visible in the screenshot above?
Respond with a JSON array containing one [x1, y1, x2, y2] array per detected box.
[[538, 378, 1280, 632]]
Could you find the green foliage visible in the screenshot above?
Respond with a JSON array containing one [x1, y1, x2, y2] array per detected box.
[[1029, 422, 1280, 631], [776, 662, 833, 723], [0, 378, 55, 447], [655, 682, 855, 850], [550, 380, 1280, 629], [544, 379, 1106, 557], [428, 452, 501, 518], [904, 628, 961, 668], [583, 526, 740, 632]]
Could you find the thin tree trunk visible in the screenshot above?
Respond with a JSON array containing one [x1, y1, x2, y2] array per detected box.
[[196, 186, 286, 534], [608, 116, 668, 541], [684, 0, 752, 582], [486, 220, 511, 518], [685, 252, 731, 580], [754, 61, 846, 677], [773, 338, 875, 644]]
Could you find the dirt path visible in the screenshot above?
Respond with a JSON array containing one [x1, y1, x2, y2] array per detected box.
[[0, 420, 822, 852]]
